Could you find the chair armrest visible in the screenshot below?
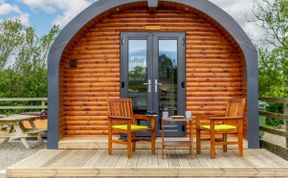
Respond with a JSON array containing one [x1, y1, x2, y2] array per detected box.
[[134, 114, 156, 121], [195, 115, 222, 125], [209, 116, 243, 120], [108, 116, 133, 120]]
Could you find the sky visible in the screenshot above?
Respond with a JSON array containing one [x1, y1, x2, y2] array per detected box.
[[0, 0, 266, 45]]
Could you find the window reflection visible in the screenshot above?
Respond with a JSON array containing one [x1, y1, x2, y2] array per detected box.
[[128, 40, 147, 113], [159, 40, 178, 117]]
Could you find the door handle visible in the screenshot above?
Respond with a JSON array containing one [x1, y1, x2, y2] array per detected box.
[[182, 124, 186, 132], [155, 79, 162, 93], [181, 81, 186, 88], [144, 79, 151, 93]]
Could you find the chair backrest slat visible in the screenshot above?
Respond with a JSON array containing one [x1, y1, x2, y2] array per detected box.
[[107, 98, 133, 118], [225, 98, 246, 117]]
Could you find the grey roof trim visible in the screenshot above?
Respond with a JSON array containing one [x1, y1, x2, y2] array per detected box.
[[48, 0, 259, 149]]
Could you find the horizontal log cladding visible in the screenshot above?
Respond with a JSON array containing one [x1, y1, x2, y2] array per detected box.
[[59, 2, 246, 137]]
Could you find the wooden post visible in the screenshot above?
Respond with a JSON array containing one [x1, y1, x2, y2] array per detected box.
[[41, 100, 46, 112], [284, 103, 288, 148]]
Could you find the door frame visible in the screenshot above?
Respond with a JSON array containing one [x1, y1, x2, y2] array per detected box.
[[120, 32, 186, 137], [120, 32, 154, 112]]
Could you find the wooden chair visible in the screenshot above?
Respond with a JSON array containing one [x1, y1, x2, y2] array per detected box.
[[196, 98, 246, 159], [107, 98, 156, 158]]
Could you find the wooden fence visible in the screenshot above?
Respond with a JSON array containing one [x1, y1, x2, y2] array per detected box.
[[259, 97, 288, 160], [0, 98, 47, 117]]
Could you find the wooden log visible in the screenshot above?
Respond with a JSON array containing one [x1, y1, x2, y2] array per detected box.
[[0, 98, 47, 102], [0, 106, 47, 110], [259, 97, 288, 103], [259, 126, 288, 138], [259, 111, 288, 121]]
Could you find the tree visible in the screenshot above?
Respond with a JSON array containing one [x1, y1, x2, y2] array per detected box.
[[253, 0, 288, 97], [0, 19, 60, 98], [0, 20, 24, 71]]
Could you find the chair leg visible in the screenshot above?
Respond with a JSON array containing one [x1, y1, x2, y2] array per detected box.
[[127, 131, 132, 158], [162, 121, 165, 159], [132, 133, 136, 152], [151, 130, 156, 155], [238, 134, 243, 157], [210, 125, 216, 159], [108, 121, 112, 155], [238, 121, 243, 157], [223, 133, 227, 153], [196, 128, 201, 154]]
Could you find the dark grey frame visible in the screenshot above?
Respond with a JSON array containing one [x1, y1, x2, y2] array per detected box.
[[120, 32, 186, 137], [120, 32, 154, 113], [153, 32, 186, 137], [48, 0, 259, 149]]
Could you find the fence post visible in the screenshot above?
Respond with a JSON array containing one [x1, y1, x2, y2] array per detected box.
[[284, 103, 288, 149], [41, 100, 46, 112]]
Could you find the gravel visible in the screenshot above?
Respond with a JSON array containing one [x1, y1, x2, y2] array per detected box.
[[0, 140, 46, 178]]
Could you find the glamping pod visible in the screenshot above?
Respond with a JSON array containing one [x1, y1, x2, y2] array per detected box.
[[48, 0, 259, 149]]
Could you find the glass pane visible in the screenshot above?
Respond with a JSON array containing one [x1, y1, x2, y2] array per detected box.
[[128, 40, 147, 114], [158, 40, 178, 130]]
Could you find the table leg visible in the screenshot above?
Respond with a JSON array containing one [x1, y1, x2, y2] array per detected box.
[[1, 125, 14, 143], [162, 120, 165, 159], [29, 119, 43, 143], [14, 124, 30, 149], [151, 118, 156, 155], [28, 119, 43, 142], [190, 121, 194, 159], [28, 119, 37, 129], [37, 133, 43, 143]]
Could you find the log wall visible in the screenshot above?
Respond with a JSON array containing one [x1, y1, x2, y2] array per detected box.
[[59, 2, 247, 138]]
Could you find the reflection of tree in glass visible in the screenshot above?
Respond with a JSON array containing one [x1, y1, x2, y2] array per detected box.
[[159, 54, 177, 82], [159, 54, 178, 111], [129, 66, 146, 80], [129, 66, 146, 94]]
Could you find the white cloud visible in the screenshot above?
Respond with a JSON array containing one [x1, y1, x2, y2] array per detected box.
[[0, 1, 21, 15], [209, 0, 272, 46], [18, 12, 30, 26], [209, 0, 258, 40], [0, 0, 30, 25], [52, 0, 94, 27], [19, 0, 269, 45], [20, 0, 95, 27], [209, 0, 274, 46]]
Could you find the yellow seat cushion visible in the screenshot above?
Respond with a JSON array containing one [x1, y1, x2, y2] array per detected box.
[[112, 124, 148, 131], [201, 124, 236, 130]]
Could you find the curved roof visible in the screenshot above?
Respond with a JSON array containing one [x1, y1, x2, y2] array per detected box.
[[48, 0, 259, 149], [49, 0, 257, 54]]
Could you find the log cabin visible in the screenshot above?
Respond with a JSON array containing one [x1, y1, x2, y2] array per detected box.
[[47, 0, 259, 149]]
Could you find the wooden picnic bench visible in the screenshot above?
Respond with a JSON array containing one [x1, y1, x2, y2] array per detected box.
[[0, 115, 47, 149]]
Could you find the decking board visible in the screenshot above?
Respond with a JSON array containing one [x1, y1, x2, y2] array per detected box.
[[7, 148, 288, 178]]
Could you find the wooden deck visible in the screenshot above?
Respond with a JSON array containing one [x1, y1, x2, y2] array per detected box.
[[7, 147, 288, 177]]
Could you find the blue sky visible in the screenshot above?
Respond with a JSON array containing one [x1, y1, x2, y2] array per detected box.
[[0, 0, 96, 35], [17, 2, 59, 35], [0, 0, 267, 44]]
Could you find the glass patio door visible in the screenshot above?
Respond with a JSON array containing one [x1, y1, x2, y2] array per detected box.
[[120, 32, 186, 137]]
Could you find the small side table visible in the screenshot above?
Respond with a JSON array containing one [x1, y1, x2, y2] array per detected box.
[[161, 117, 194, 159]]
